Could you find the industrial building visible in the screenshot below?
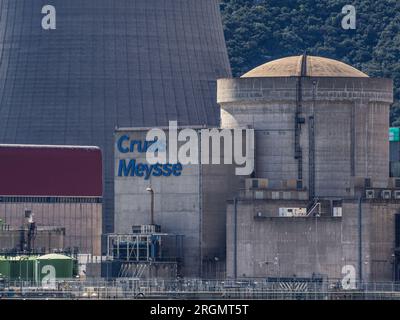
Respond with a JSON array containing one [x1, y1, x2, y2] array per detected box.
[[113, 56, 399, 282], [217, 55, 398, 282], [113, 128, 243, 278], [0, 145, 103, 256], [0, 0, 231, 236], [0, 0, 398, 286]]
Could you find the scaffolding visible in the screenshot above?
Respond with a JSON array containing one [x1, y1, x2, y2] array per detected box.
[[105, 229, 184, 279]]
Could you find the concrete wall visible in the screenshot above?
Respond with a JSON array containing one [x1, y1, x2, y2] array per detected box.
[[226, 199, 343, 279], [201, 163, 241, 277], [226, 197, 400, 282], [0, 200, 102, 255], [218, 77, 393, 198], [341, 200, 400, 282], [114, 128, 240, 278], [114, 129, 202, 277]]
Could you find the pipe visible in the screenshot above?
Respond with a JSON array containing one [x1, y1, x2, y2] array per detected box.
[[233, 197, 238, 279], [150, 190, 154, 225], [358, 195, 363, 287], [146, 187, 155, 225]]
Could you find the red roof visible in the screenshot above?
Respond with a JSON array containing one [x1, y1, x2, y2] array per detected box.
[[0, 145, 102, 197]]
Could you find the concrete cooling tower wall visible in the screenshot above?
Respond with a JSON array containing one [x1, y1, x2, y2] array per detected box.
[[0, 0, 231, 237]]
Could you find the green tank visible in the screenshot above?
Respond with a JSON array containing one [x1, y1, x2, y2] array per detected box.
[[0, 257, 10, 279], [36, 254, 75, 282], [0, 256, 36, 281], [0, 254, 77, 283]]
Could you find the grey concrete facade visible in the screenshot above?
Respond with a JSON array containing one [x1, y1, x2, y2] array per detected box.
[[226, 194, 400, 282], [219, 56, 397, 282], [218, 77, 393, 198], [0, 0, 231, 237], [114, 128, 241, 278]]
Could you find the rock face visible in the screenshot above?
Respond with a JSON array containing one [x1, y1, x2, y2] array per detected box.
[[0, 0, 231, 236]]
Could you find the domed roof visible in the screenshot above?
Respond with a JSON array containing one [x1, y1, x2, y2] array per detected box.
[[242, 55, 369, 78]]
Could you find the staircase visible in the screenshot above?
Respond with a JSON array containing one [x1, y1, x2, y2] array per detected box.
[[118, 263, 148, 278]]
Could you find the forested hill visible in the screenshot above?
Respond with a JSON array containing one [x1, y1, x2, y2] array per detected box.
[[220, 0, 400, 125]]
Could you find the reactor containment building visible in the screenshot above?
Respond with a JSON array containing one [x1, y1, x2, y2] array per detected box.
[[218, 55, 398, 282]]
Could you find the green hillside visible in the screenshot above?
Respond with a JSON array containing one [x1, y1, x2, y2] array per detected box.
[[221, 0, 400, 124]]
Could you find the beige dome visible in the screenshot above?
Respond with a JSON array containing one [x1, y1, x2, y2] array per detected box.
[[242, 55, 369, 78]]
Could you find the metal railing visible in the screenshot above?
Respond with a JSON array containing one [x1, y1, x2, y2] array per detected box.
[[2, 278, 400, 300]]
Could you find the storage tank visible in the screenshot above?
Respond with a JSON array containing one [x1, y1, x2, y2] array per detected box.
[[217, 55, 393, 199], [36, 254, 75, 281], [0, 257, 9, 279], [0, 256, 36, 281], [0, 254, 76, 281], [0, 0, 231, 235]]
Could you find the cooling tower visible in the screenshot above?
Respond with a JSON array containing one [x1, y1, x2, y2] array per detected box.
[[0, 0, 231, 237]]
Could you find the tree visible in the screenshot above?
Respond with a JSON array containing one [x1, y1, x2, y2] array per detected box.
[[221, 0, 400, 124]]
